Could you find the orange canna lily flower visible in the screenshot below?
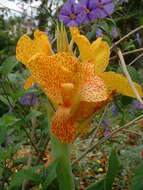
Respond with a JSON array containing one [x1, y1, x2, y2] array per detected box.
[[16, 27, 143, 143]]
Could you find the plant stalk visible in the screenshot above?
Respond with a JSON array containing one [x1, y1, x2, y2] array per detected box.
[[47, 100, 75, 190]]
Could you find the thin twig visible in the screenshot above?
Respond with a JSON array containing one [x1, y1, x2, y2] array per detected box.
[[111, 25, 143, 49], [122, 129, 141, 136], [36, 136, 50, 164], [129, 53, 143, 66], [21, 125, 39, 155], [89, 105, 109, 146], [22, 155, 32, 190], [116, 48, 143, 105], [110, 48, 143, 61], [72, 114, 143, 165], [22, 110, 37, 190]]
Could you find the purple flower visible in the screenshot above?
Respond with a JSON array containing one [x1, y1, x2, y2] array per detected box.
[[111, 26, 118, 39], [102, 119, 111, 137], [8, 106, 13, 113], [96, 28, 103, 38], [59, 0, 86, 26], [78, 0, 98, 23], [53, 47, 57, 53], [20, 93, 37, 106], [104, 127, 112, 137], [103, 118, 110, 127], [119, 0, 124, 4], [129, 100, 143, 115], [136, 32, 142, 47], [132, 100, 143, 110], [91, 0, 115, 18], [111, 102, 119, 116]]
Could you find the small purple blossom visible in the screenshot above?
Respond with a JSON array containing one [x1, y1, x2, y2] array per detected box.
[[96, 28, 103, 38], [136, 32, 142, 47], [59, 0, 86, 26], [111, 26, 118, 39], [53, 47, 57, 53], [91, 0, 115, 19], [8, 106, 13, 113], [132, 100, 143, 110], [20, 93, 37, 106], [119, 0, 124, 4], [111, 102, 119, 116], [129, 100, 143, 115], [104, 127, 112, 137], [103, 118, 110, 127], [78, 0, 98, 23], [102, 119, 111, 137]]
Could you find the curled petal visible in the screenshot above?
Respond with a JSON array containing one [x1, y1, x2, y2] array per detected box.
[[70, 27, 91, 62], [16, 30, 52, 65], [73, 92, 114, 122], [72, 72, 111, 121], [100, 71, 143, 98], [70, 27, 110, 74], [51, 106, 77, 143], [26, 52, 80, 105], [92, 41, 110, 74]]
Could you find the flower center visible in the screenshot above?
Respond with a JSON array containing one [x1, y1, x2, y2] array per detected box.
[[85, 8, 89, 14], [70, 13, 76, 20], [98, 2, 103, 9]]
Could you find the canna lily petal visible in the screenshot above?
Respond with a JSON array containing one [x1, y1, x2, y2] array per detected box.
[[51, 106, 77, 143], [100, 71, 143, 98], [70, 27, 91, 62], [92, 41, 110, 74], [26, 52, 80, 105], [73, 91, 115, 122], [16, 29, 52, 65], [74, 62, 108, 103], [73, 76, 113, 122], [24, 76, 34, 89], [70, 27, 110, 74]]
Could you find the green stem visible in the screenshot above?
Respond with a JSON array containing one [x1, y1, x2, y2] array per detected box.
[[47, 101, 75, 190]]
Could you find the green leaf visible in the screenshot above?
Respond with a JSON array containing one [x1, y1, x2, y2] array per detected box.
[[0, 124, 7, 144], [105, 149, 120, 190], [0, 95, 10, 106], [1, 56, 17, 77], [117, 66, 140, 83], [0, 147, 13, 160], [127, 65, 140, 83], [42, 160, 58, 190], [0, 114, 20, 127], [121, 96, 133, 106], [0, 114, 20, 144], [0, 167, 3, 177], [25, 110, 42, 122], [86, 179, 104, 190], [130, 160, 143, 190], [9, 167, 41, 189]]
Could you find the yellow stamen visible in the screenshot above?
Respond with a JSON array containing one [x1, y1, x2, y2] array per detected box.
[[70, 13, 76, 20], [85, 8, 89, 14], [98, 2, 103, 9]]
